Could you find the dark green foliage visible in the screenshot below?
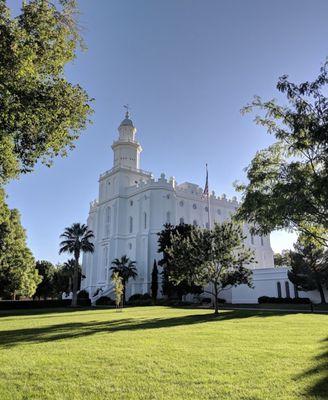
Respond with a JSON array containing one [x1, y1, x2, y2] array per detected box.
[[258, 296, 311, 304], [127, 293, 152, 307], [0, 0, 93, 184], [34, 260, 56, 299], [0, 298, 91, 309], [167, 221, 254, 314], [59, 223, 94, 306], [236, 61, 328, 245], [0, 189, 41, 299], [288, 239, 328, 304], [151, 260, 158, 304], [274, 250, 291, 267], [157, 223, 203, 299], [110, 255, 138, 304], [95, 296, 115, 306], [77, 289, 89, 299]]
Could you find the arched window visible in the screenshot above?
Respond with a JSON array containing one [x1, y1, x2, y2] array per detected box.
[[144, 212, 147, 229], [179, 217, 184, 224], [166, 212, 171, 223], [260, 236, 264, 246], [251, 234, 255, 245], [277, 282, 282, 298], [129, 216, 133, 233], [285, 281, 290, 298]]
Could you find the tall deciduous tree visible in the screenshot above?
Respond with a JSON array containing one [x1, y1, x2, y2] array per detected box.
[[166, 222, 254, 314], [0, 0, 93, 185], [110, 255, 137, 305], [288, 236, 328, 304], [0, 189, 41, 299], [236, 61, 328, 245], [151, 259, 158, 305], [158, 223, 203, 300], [59, 223, 94, 306]]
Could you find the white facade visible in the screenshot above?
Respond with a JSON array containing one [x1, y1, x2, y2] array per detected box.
[[81, 112, 323, 304]]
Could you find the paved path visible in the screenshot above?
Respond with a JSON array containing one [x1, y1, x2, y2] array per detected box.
[[221, 306, 328, 314]]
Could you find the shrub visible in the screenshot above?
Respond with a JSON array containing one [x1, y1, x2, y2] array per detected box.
[[77, 290, 89, 299], [0, 299, 91, 309], [95, 296, 115, 306], [128, 293, 152, 306], [258, 296, 311, 304], [201, 297, 212, 304], [217, 298, 226, 304]]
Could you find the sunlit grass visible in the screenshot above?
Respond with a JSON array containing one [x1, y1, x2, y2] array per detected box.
[[0, 306, 326, 399]]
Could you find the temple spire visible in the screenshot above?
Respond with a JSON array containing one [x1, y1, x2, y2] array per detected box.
[[123, 104, 130, 119]]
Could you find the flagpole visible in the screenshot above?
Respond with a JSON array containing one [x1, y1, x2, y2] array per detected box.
[[206, 164, 211, 229]]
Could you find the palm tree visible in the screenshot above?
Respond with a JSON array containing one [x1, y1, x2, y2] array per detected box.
[[110, 255, 137, 304], [59, 223, 94, 306]]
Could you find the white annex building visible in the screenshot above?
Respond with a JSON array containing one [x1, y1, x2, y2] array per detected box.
[[81, 111, 324, 304]]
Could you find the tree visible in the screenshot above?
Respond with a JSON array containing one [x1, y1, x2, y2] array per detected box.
[[59, 223, 94, 306], [166, 222, 254, 314], [110, 255, 137, 304], [158, 223, 203, 300], [112, 272, 124, 310], [288, 237, 328, 304], [0, 190, 41, 299], [151, 259, 158, 305], [274, 250, 291, 267], [0, 0, 93, 185], [236, 61, 328, 246], [34, 260, 56, 299]]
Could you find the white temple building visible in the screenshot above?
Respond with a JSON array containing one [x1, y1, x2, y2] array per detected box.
[[81, 111, 324, 304]]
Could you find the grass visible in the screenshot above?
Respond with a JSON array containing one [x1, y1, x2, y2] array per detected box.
[[0, 307, 327, 400]]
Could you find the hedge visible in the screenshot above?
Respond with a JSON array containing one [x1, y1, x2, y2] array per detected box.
[[0, 299, 91, 309], [258, 296, 311, 304]]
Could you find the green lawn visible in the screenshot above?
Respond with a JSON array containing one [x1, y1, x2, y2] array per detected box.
[[0, 307, 327, 400]]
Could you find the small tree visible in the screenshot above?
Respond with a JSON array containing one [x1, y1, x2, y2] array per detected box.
[[288, 236, 328, 304], [151, 259, 158, 305], [112, 272, 124, 310], [110, 255, 137, 304], [59, 223, 94, 306], [34, 260, 56, 300], [167, 222, 254, 314]]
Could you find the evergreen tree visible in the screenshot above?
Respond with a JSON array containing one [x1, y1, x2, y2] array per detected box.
[[167, 222, 254, 314], [34, 260, 56, 300], [151, 259, 158, 305], [0, 189, 41, 299]]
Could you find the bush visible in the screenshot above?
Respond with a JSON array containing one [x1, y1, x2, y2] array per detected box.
[[217, 298, 226, 304], [201, 297, 212, 304], [77, 290, 89, 299], [0, 299, 89, 309], [128, 293, 152, 307], [258, 296, 311, 304], [95, 296, 115, 306]]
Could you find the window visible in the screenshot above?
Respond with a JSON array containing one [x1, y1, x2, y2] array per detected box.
[[205, 206, 209, 212], [129, 216, 133, 233], [179, 201, 184, 207], [260, 236, 264, 246], [179, 217, 184, 224], [130, 200, 133, 206], [217, 209, 221, 215], [251, 234, 255, 245], [285, 282, 290, 298], [193, 204, 197, 209], [104, 206, 111, 237], [206, 222, 210, 229], [166, 194, 170, 199], [166, 212, 171, 223], [277, 282, 282, 298], [128, 243, 132, 250], [294, 284, 299, 298], [193, 220, 198, 226], [103, 246, 109, 267], [144, 212, 147, 229]]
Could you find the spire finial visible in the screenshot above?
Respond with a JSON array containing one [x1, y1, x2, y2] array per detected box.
[[123, 104, 130, 118]]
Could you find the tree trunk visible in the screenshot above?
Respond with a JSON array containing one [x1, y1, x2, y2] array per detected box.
[[317, 280, 326, 304], [214, 282, 219, 315], [71, 255, 79, 307]]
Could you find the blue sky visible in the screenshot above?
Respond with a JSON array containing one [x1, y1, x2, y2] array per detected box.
[[5, 0, 328, 264]]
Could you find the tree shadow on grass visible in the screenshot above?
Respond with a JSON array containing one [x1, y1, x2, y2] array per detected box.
[[0, 310, 287, 349], [297, 337, 328, 399]]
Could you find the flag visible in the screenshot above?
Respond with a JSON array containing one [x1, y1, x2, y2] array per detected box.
[[202, 164, 209, 199]]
